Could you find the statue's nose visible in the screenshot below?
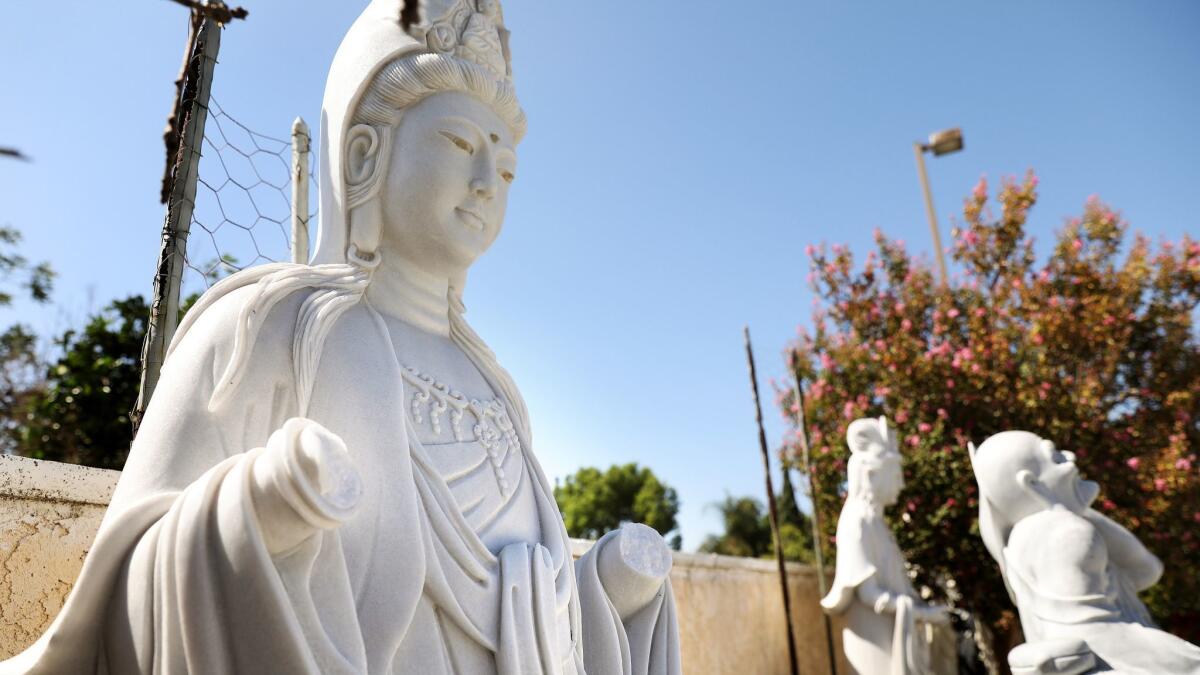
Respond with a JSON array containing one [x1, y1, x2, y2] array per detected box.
[[471, 177, 496, 200]]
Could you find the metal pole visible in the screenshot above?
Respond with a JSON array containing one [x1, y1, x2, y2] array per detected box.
[[913, 142, 948, 285], [290, 117, 311, 264], [791, 365, 839, 675], [744, 327, 801, 675], [133, 17, 221, 431]]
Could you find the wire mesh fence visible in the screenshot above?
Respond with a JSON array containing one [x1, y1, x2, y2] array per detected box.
[[183, 96, 317, 295]]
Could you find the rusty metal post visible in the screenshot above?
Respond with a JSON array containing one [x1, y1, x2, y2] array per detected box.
[[133, 17, 221, 431], [744, 326, 801, 675]]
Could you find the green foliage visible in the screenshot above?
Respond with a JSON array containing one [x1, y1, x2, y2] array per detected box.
[[698, 484, 814, 563], [700, 495, 772, 557], [784, 173, 1200, 645], [0, 226, 54, 305], [554, 463, 682, 549], [19, 295, 147, 470], [0, 225, 54, 454], [0, 325, 43, 454]]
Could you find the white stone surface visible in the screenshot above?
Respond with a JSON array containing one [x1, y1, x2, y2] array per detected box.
[[971, 430, 1200, 674], [0, 1, 679, 673], [821, 416, 949, 675], [1, 458, 880, 674]]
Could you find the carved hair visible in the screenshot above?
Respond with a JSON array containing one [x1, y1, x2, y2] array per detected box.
[[345, 52, 526, 211]]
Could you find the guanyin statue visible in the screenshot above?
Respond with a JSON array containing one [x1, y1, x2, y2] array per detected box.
[[2, 1, 680, 673]]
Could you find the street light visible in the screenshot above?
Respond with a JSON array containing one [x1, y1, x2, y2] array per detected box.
[[913, 127, 964, 284]]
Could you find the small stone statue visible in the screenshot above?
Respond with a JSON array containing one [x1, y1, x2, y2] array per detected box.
[[970, 430, 1200, 674], [1, 1, 680, 673], [821, 416, 949, 675]]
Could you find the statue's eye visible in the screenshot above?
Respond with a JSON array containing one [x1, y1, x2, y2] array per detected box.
[[439, 131, 474, 155], [499, 169, 515, 184]]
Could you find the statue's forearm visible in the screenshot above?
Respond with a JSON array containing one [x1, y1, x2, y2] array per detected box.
[[249, 418, 363, 556], [595, 523, 673, 621]]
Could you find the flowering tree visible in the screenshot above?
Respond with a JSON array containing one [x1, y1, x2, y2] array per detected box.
[[782, 173, 1200, 656]]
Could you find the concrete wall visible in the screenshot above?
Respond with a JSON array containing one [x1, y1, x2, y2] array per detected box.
[[0, 455, 118, 657], [0, 455, 951, 673]]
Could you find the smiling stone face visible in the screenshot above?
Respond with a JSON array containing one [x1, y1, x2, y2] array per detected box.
[[380, 90, 517, 277]]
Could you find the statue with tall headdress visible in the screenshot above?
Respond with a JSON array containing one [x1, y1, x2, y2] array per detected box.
[[970, 430, 1200, 674], [820, 416, 949, 675], [1, 2, 680, 673]]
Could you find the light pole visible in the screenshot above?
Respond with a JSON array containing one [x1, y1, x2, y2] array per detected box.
[[913, 127, 964, 285]]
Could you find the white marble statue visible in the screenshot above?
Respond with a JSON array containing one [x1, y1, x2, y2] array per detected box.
[[821, 416, 949, 675], [1, 1, 681, 673], [970, 430, 1200, 675]]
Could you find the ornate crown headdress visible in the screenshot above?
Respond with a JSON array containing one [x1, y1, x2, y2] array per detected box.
[[407, 0, 513, 82], [313, 0, 520, 266], [847, 416, 895, 458]]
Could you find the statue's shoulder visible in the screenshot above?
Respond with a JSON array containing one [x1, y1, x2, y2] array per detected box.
[[1010, 508, 1105, 570], [170, 265, 319, 358]]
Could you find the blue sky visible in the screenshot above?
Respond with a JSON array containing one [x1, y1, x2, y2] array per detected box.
[[3, 1, 1198, 549]]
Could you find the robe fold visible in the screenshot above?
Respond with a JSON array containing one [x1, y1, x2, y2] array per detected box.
[[1, 267, 681, 675]]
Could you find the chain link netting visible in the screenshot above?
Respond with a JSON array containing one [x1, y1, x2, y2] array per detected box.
[[184, 96, 317, 294]]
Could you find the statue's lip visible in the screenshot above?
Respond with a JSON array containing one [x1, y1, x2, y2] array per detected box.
[[455, 207, 486, 231]]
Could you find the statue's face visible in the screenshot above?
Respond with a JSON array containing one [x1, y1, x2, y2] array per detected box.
[[1030, 437, 1099, 513], [379, 90, 517, 276]]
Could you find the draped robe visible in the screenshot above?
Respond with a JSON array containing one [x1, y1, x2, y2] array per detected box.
[[1, 269, 681, 675], [821, 499, 929, 675]]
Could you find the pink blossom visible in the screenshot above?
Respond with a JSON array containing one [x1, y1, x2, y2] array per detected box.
[[961, 230, 979, 246], [804, 244, 816, 257], [945, 378, 955, 389], [1176, 458, 1192, 471], [895, 409, 909, 423], [1126, 457, 1141, 470], [1154, 478, 1168, 492], [945, 498, 957, 509], [1102, 499, 1117, 511], [843, 401, 856, 420], [974, 308, 986, 318], [1032, 333, 1044, 345], [972, 177, 987, 199], [947, 308, 960, 319], [894, 302, 906, 313], [820, 446, 831, 455], [901, 318, 913, 331], [820, 353, 836, 370], [1011, 278, 1023, 289], [1072, 239, 1083, 251], [907, 435, 920, 447], [918, 422, 933, 433]]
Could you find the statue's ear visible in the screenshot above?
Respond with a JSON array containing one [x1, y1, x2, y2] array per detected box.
[[344, 124, 389, 259], [345, 124, 381, 188], [1014, 469, 1053, 510]]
